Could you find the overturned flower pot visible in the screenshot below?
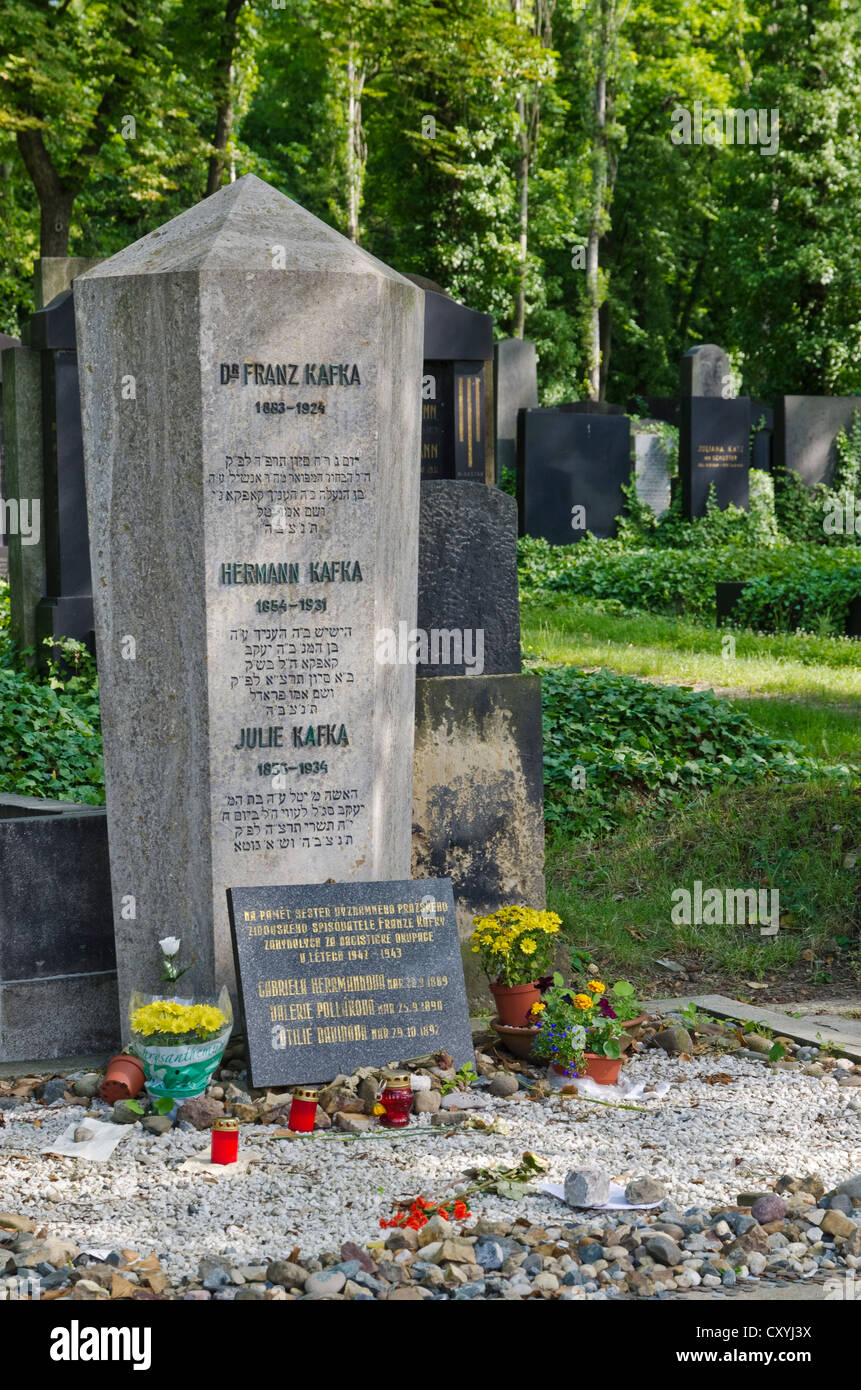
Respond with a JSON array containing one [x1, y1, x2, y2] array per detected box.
[[100, 1053, 145, 1104]]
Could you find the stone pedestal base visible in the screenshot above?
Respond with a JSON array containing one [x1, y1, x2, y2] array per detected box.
[[0, 797, 118, 1060], [35, 595, 95, 668], [412, 673, 545, 1009]]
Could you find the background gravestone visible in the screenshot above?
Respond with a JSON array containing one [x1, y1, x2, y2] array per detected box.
[[633, 426, 672, 517], [419, 290, 494, 482], [517, 408, 632, 541], [774, 395, 861, 487], [227, 877, 473, 1085], [0, 332, 21, 580], [680, 343, 731, 398], [416, 481, 520, 676], [494, 338, 537, 483], [627, 395, 680, 427], [75, 175, 424, 1019], [1, 339, 45, 658], [751, 402, 774, 472], [680, 396, 750, 517], [558, 400, 625, 415], [22, 290, 94, 661]]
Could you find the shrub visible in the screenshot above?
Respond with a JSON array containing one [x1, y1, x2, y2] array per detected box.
[[536, 662, 854, 840], [0, 584, 103, 803]]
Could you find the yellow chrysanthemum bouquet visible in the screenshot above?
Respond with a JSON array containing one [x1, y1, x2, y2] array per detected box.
[[128, 937, 233, 1102], [470, 906, 561, 986]]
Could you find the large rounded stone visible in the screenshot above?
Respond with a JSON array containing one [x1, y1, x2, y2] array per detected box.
[[564, 1169, 610, 1208], [751, 1195, 788, 1224], [177, 1096, 225, 1130], [305, 1268, 346, 1298], [625, 1177, 666, 1205]]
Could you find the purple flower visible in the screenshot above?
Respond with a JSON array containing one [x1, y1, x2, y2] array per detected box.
[[537, 975, 554, 992], [598, 996, 616, 1018]]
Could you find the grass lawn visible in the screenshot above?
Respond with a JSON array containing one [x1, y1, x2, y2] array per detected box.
[[523, 593, 861, 997]]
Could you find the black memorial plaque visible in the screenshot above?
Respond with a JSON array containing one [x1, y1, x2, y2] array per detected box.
[[419, 289, 492, 482], [421, 359, 452, 479], [517, 408, 631, 542], [227, 876, 473, 1086], [421, 359, 486, 480], [680, 396, 750, 518]]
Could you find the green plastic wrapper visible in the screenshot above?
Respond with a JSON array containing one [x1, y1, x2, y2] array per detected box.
[[129, 988, 233, 1102]]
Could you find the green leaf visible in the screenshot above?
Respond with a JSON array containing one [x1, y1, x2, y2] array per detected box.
[[491, 1180, 534, 1201]]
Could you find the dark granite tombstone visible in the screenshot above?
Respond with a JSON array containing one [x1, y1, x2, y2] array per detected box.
[[517, 407, 632, 541], [751, 403, 773, 472], [774, 396, 861, 488], [681, 344, 732, 399], [558, 400, 626, 415], [680, 396, 750, 518], [628, 396, 680, 427], [0, 332, 21, 575], [19, 290, 94, 658], [715, 581, 747, 626], [417, 481, 520, 676], [0, 795, 118, 1059], [494, 338, 537, 482], [420, 290, 493, 482], [848, 596, 861, 639], [227, 877, 473, 1086]]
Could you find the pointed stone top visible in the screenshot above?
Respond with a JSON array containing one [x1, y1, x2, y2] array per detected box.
[[76, 175, 415, 284]]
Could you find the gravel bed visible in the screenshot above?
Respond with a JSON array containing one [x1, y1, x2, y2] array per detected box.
[[2, 1049, 859, 1282]]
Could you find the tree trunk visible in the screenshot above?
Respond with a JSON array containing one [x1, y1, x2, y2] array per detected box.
[[598, 299, 612, 400], [206, 0, 245, 197], [514, 91, 529, 339], [17, 128, 78, 257], [585, 1, 611, 401], [345, 46, 367, 242]]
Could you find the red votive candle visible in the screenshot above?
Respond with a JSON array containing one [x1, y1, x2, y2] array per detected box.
[[210, 1116, 239, 1165], [288, 1086, 319, 1133], [379, 1071, 413, 1127]]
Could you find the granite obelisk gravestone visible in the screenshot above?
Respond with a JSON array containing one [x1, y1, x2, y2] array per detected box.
[[75, 176, 423, 1023]]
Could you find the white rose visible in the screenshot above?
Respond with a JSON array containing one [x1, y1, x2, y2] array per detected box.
[[159, 936, 181, 957]]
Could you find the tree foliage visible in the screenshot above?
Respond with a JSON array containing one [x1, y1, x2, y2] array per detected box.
[[3, 0, 861, 396]]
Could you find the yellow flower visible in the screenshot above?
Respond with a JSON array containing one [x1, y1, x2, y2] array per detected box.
[[573, 994, 593, 1010], [519, 937, 537, 955], [131, 999, 227, 1039], [530, 1002, 545, 1014], [588, 980, 606, 995]]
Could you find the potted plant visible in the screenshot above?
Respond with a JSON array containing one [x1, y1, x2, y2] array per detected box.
[[470, 906, 562, 1026], [127, 938, 232, 1104], [531, 974, 627, 1084]]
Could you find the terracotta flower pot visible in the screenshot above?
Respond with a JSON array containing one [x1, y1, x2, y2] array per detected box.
[[489, 981, 541, 1027], [100, 1053, 145, 1104], [551, 1053, 624, 1085], [490, 1018, 540, 1059]]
